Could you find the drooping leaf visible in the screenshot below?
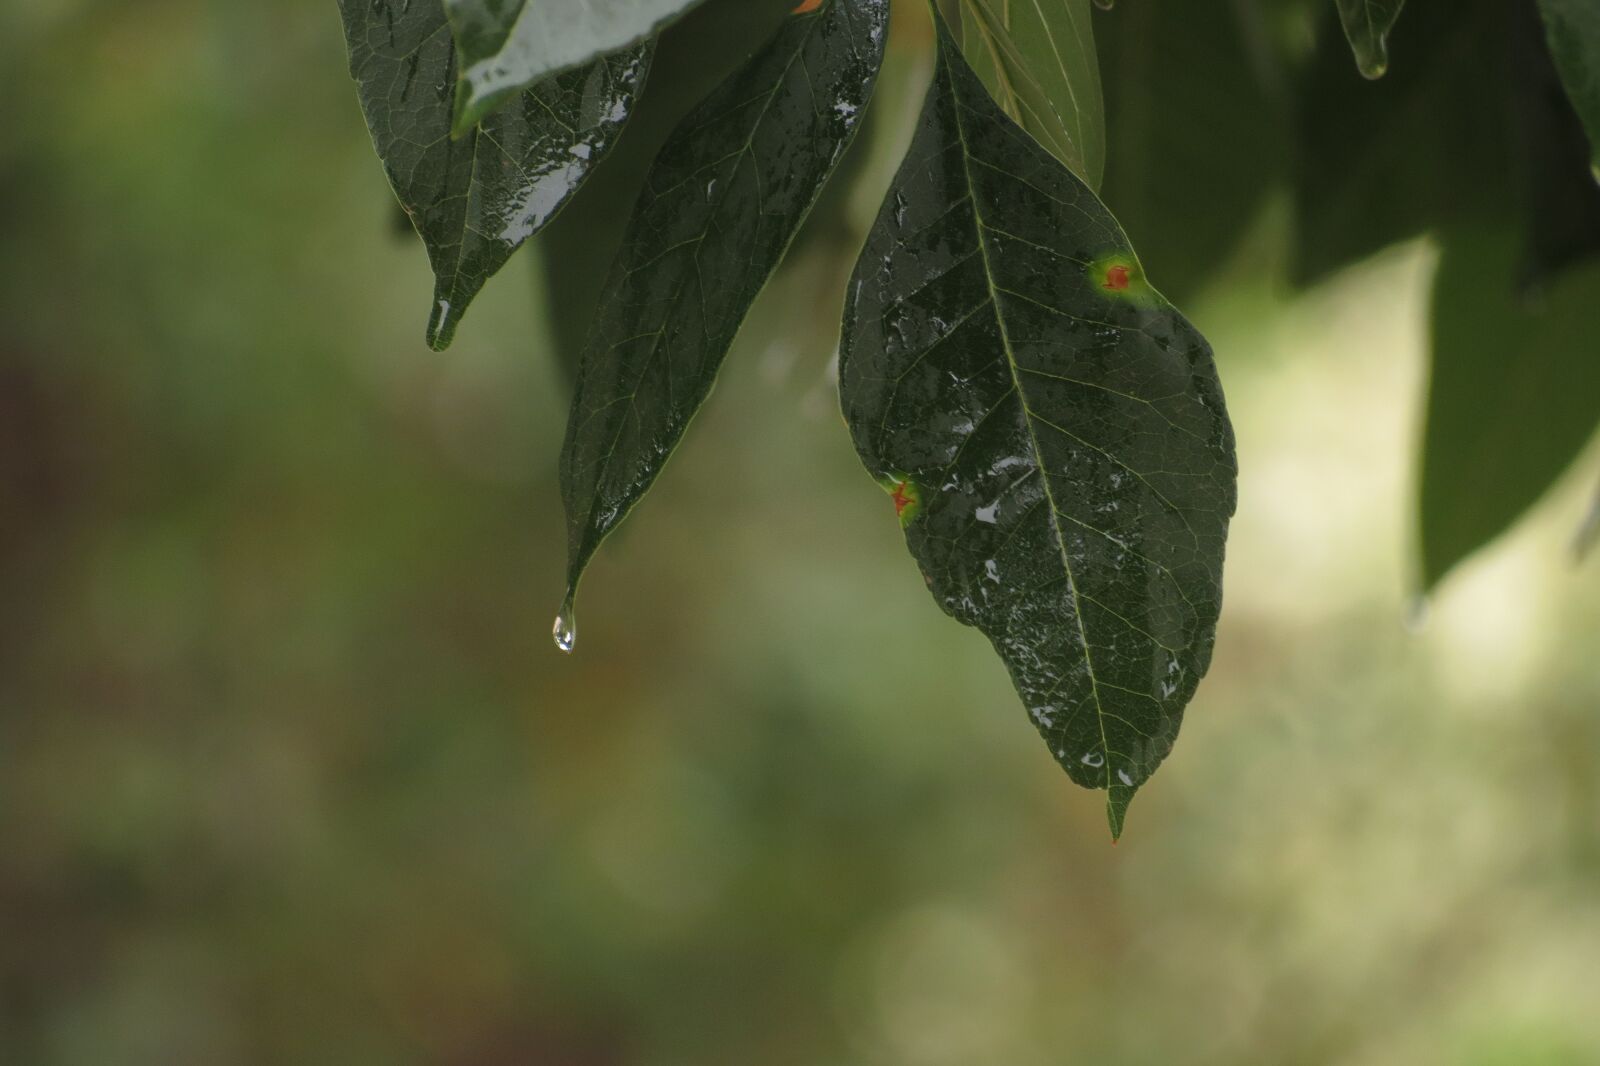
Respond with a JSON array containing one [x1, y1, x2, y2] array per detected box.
[[1096, 0, 1289, 301], [839, 10, 1237, 838], [1334, 0, 1406, 78], [1293, 0, 1511, 286], [957, 0, 1105, 188], [339, 0, 648, 350], [534, 0, 800, 385], [1417, 228, 1600, 592], [1538, 0, 1600, 169], [444, 0, 706, 134], [556, 0, 888, 642]]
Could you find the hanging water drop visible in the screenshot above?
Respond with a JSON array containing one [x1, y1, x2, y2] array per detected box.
[[552, 602, 576, 653]]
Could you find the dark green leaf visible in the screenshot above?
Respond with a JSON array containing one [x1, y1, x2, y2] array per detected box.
[[340, 0, 648, 350], [1293, 0, 1511, 286], [557, 0, 888, 641], [1097, 0, 1289, 301], [1334, 0, 1405, 78], [958, 0, 1105, 188], [444, 0, 706, 133], [1538, 0, 1600, 169], [534, 0, 799, 386], [1418, 228, 1600, 591], [838, 10, 1237, 837]]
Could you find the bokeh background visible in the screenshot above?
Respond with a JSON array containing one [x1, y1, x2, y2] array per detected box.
[[4, 1, 1600, 1064]]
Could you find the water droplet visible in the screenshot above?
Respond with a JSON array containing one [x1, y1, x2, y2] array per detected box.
[[426, 298, 456, 350], [1080, 750, 1105, 768], [552, 601, 576, 653], [1092, 0, 1114, 9]]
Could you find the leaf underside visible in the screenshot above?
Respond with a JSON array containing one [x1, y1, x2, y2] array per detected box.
[[1335, 0, 1407, 79], [559, 0, 889, 619], [958, 0, 1105, 189], [839, 12, 1237, 837], [445, 0, 707, 133], [340, 0, 647, 350], [1418, 228, 1600, 591]]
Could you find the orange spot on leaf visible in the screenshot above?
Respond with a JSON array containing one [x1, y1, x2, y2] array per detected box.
[[1102, 264, 1131, 291], [890, 481, 914, 517], [792, 0, 824, 12]]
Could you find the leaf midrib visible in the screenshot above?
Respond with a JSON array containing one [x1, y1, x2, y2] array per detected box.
[[943, 47, 1115, 788]]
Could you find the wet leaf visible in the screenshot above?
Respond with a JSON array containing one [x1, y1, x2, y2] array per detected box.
[[839, 11, 1237, 837], [1538, 0, 1600, 168], [534, 0, 799, 386], [558, 0, 888, 633], [1418, 228, 1600, 591], [444, 0, 706, 133], [339, 0, 648, 350], [1334, 0, 1405, 78], [958, 0, 1105, 188]]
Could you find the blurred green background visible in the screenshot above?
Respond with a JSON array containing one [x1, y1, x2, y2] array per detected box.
[[3, 1, 1600, 1064]]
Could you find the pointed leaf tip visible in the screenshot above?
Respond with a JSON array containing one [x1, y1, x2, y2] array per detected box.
[[339, 0, 647, 352], [1335, 0, 1405, 79], [559, 0, 888, 613], [1107, 786, 1132, 841]]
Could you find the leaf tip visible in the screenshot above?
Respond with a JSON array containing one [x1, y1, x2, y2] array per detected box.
[[1106, 785, 1133, 842], [426, 297, 460, 351]]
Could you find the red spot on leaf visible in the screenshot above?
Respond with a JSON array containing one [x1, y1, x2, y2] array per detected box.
[[1102, 264, 1131, 291], [890, 481, 914, 517], [792, 0, 824, 12]]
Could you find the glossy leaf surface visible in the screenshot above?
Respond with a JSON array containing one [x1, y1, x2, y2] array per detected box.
[[558, 0, 888, 632], [958, 0, 1105, 188], [1418, 229, 1600, 591], [340, 0, 647, 350], [444, 0, 705, 133], [1539, 0, 1600, 168], [535, 0, 798, 384], [839, 13, 1236, 837], [1335, 0, 1406, 78]]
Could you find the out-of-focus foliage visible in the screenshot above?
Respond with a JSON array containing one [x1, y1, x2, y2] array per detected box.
[[1539, 0, 1600, 168], [1419, 229, 1600, 591], [3, 1, 1600, 1063], [1334, 0, 1405, 78]]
